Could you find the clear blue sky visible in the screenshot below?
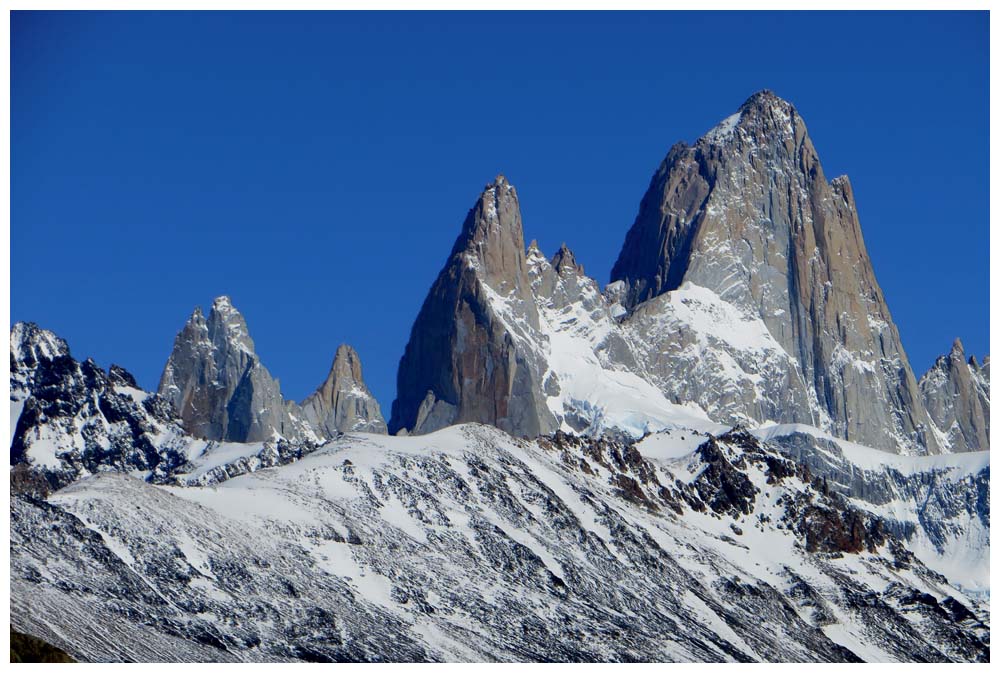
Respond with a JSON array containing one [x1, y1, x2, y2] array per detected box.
[[12, 11, 989, 411]]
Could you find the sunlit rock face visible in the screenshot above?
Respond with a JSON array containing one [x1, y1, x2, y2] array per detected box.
[[609, 90, 944, 454]]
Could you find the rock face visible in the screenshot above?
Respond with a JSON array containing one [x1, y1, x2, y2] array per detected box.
[[158, 297, 312, 443], [10, 322, 190, 489], [609, 90, 941, 454], [158, 298, 384, 442], [919, 340, 990, 453], [387, 93, 987, 455], [389, 175, 557, 437], [301, 345, 387, 435]]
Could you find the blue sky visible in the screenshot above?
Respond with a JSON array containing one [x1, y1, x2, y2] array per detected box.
[[12, 11, 989, 410]]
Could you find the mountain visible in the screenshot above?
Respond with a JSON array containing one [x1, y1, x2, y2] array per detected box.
[[10, 415, 990, 662], [389, 176, 557, 437], [9, 311, 990, 662], [11, 322, 191, 490], [919, 339, 990, 453], [158, 296, 384, 442], [388, 92, 986, 455], [9, 91, 990, 663], [301, 344, 387, 435], [158, 297, 312, 443], [609, 90, 940, 454]]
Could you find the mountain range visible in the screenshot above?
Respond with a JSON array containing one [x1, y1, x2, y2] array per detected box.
[[9, 91, 990, 662]]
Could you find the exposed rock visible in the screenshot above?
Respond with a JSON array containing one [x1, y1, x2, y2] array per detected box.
[[301, 344, 387, 435], [685, 437, 758, 517], [107, 364, 139, 389], [10, 322, 191, 489], [608, 90, 941, 454], [157, 297, 315, 443], [919, 339, 990, 452], [389, 176, 557, 437], [11, 321, 71, 400], [11, 423, 990, 662], [757, 425, 989, 593]]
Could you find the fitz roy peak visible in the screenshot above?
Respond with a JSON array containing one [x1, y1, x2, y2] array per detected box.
[[158, 296, 385, 442], [391, 90, 982, 454], [9, 91, 990, 664], [608, 90, 941, 453]]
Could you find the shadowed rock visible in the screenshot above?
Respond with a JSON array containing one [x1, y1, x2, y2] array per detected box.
[[390, 175, 557, 437]]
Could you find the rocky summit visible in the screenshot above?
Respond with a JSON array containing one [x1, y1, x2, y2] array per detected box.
[[9, 91, 989, 663], [158, 296, 384, 443], [389, 91, 986, 456], [919, 339, 990, 453], [301, 344, 387, 435], [157, 296, 306, 443], [389, 175, 557, 438], [608, 90, 940, 454]]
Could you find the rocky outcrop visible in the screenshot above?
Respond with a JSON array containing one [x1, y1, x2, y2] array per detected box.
[[919, 339, 990, 453], [11, 322, 73, 418], [389, 175, 557, 437], [158, 297, 315, 444], [755, 424, 989, 593], [609, 90, 941, 454], [301, 344, 386, 435], [10, 322, 190, 489]]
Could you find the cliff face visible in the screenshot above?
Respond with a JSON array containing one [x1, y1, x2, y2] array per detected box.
[[919, 340, 990, 453], [389, 176, 556, 437], [159, 298, 385, 442], [609, 91, 941, 454], [301, 344, 387, 435], [157, 297, 303, 443]]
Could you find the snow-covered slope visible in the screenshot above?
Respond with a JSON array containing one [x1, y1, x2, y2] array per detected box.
[[11, 424, 988, 662], [622, 282, 827, 431], [10, 322, 990, 662], [753, 423, 990, 596], [527, 245, 720, 438]]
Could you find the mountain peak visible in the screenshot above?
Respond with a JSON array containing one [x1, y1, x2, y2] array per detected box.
[[302, 344, 386, 435], [490, 173, 509, 188], [738, 89, 794, 114], [331, 343, 363, 381], [11, 322, 70, 364], [205, 295, 254, 355], [610, 92, 940, 454], [701, 89, 801, 146], [390, 176, 554, 438], [551, 243, 584, 276], [447, 174, 532, 301], [211, 295, 237, 313], [158, 297, 303, 442], [920, 338, 990, 452]]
